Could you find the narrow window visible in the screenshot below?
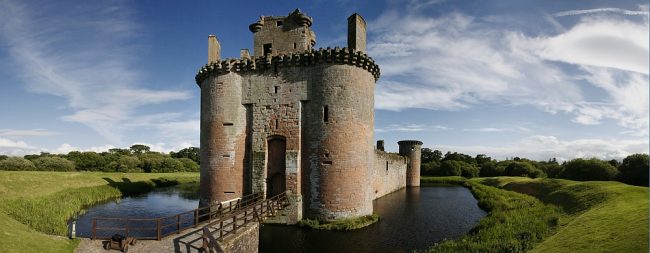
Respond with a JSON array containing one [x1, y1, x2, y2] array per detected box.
[[293, 43, 297, 49], [323, 105, 329, 122], [223, 122, 233, 126], [386, 161, 389, 171], [274, 86, 279, 94], [277, 20, 283, 27], [263, 43, 272, 55], [224, 191, 235, 194], [275, 119, 279, 129]]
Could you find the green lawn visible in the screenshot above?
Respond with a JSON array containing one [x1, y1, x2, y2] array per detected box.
[[422, 176, 649, 253], [0, 171, 199, 253]]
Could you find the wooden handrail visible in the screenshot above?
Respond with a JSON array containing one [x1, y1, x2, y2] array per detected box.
[[91, 192, 264, 240], [201, 191, 289, 252]]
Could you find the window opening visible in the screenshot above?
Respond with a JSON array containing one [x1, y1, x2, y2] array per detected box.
[[277, 20, 283, 27], [263, 43, 272, 56], [323, 106, 329, 122]]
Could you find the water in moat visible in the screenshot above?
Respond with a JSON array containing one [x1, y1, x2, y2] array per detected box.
[[76, 184, 485, 252]]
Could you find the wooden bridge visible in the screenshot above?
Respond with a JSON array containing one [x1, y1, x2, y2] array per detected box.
[[85, 192, 289, 252]]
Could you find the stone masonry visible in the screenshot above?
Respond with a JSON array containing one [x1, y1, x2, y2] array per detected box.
[[196, 9, 422, 222]]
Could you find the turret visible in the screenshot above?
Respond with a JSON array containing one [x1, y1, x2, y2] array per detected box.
[[398, 140, 423, 187], [208, 35, 220, 63], [347, 13, 366, 52], [249, 9, 316, 57]]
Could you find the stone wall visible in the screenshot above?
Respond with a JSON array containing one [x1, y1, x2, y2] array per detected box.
[[219, 222, 259, 253], [372, 150, 407, 199]]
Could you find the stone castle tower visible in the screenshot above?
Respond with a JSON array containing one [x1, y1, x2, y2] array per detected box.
[[195, 9, 421, 222]]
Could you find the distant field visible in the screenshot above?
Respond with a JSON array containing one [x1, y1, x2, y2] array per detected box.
[[423, 176, 649, 253], [0, 171, 199, 253]]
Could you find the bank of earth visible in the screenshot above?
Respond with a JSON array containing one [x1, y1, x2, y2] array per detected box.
[[0, 171, 199, 253]]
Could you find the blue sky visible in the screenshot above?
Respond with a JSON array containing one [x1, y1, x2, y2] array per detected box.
[[0, 0, 647, 161]]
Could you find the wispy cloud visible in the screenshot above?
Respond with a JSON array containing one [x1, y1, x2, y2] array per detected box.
[[0, 0, 193, 144], [553, 8, 649, 17], [0, 129, 59, 137], [463, 127, 531, 133], [376, 123, 449, 132], [436, 135, 648, 161], [368, 4, 649, 137]]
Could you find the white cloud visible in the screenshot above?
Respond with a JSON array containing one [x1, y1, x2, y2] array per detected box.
[[553, 8, 649, 17], [368, 5, 649, 137], [0, 1, 193, 144], [376, 123, 449, 132], [463, 127, 532, 133], [0, 129, 58, 137], [436, 135, 648, 161]]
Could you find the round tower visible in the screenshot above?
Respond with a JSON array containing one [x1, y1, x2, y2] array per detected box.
[[198, 44, 248, 207], [398, 140, 423, 187]]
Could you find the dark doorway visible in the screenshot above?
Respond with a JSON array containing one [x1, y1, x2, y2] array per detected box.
[[267, 136, 286, 197]]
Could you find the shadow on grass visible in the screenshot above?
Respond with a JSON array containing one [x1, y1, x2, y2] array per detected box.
[[103, 177, 180, 196]]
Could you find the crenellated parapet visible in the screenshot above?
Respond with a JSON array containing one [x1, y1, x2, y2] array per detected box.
[[195, 47, 381, 86]]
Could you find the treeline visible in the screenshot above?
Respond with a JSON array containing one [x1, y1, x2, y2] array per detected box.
[[0, 145, 200, 173], [421, 148, 649, 187]]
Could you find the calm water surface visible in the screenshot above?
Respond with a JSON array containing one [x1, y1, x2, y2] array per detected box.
[[260, 185, 486, 253], [76, 184, 485, 252]]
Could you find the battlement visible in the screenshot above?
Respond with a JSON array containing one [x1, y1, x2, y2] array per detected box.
[[195, 47, 381, 85], [249, 9, 316, 57], [397, 140, 423, 146]]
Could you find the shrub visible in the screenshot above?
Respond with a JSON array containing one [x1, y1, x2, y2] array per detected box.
[[66, 151, 106, 171], [32, 157, 75, 171], [561, 158, 619, 181], [158, 157, 184, 173], [0, 157, 37, 171], [440, 160, 462, 176], [505, 161, 546, 178], [460, 163, 480, 178], [618, 154, 649, 186], [106, 156, 141, 172], [178, 158, 200, 172]]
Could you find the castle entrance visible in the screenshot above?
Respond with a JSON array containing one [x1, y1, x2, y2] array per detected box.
[[266, 136, 286, 197]]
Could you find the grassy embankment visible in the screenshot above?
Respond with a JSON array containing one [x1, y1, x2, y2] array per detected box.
[[422, 176, 649, 253], [0, 171, 199, 253], [298, 214, 380, 230]]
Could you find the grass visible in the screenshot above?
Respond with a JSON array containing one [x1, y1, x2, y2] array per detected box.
[[298, 214, 380, 230], [0, 171, 199, 253], [422, 176, 649, 253]]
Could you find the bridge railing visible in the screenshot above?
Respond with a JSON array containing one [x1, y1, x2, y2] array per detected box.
[[201, 191, 288, 252], [91, 192, 264, 240]]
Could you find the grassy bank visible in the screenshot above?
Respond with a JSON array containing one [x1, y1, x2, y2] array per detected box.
[[0, 171, 199, 253], [298, 214, 380, 230], [422, 176, 649, 253]]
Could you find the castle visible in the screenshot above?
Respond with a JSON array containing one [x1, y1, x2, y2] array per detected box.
[[195, 9, 422, 222]]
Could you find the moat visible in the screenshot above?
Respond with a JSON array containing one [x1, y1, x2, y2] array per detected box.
[[76, 184, 486, 252]]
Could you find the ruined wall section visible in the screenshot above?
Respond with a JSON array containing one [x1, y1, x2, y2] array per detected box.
[[199, 72, 247, 206], [372, 150, 407, 199], [250, 10, 316, 57]]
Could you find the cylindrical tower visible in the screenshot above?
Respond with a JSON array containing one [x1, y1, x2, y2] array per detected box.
[[199, 66, 247, 207], [309, 63, 376, 221], [398, 140, 423, 187]]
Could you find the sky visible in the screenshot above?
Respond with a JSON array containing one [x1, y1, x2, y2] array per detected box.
[[0, 0, 647, 161]]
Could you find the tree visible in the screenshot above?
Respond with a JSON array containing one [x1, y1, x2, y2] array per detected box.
[[0, 155, 7, 161], [139, 153, 166, 173], [177, 158, 200, 172], [479, 160, 504, 177], [108, 148, 131, 156], [618, 154, 649, 186], [158, 157, 183, 173], [440, 160, 462, 176], [560, 158, 619, 181], [474, 154, 492, 166], [129, 144, 151, 155], [460, 162, 480, 178], [0, 157, 36, 171], [171, 147, 200, 164], [32, 157, 76, 172], [539, 160, 563, 178], [504, 161, 545, 178], [67, 151, 106, 171], [107, 156, 141, 172]]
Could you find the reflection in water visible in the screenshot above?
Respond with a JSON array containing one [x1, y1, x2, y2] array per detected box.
[[75, 184, 199, 238], [75, 184, 485, 252], [260, 185, 486, 253]]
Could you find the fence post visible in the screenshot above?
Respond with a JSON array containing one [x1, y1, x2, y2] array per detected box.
[[92, 219, 96, 240], [157, 219, 161, 240], [219, 220, 224, 238], [194, 209, 199, 227], [177, 215, 181, 234]]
